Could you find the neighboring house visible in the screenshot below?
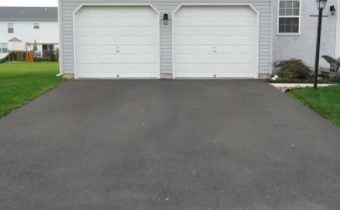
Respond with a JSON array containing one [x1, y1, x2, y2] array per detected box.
[[58, 0, 339, 79], [0, 7, 59, 61]]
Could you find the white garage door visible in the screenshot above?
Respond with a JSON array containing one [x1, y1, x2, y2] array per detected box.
[[173, 6, 258, 78], [75, 6, 159, 79]]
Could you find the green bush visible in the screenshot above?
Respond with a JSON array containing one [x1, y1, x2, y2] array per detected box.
[[49, 51, 56, 62], [275, 59, 311, 80]]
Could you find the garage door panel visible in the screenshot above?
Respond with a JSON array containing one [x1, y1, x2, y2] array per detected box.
[[174, 6, 258, 78], [79, 64, 154, 72], [78, 55, 120, 64], [78, 46, 117, 55], [77, 18, 156, 27], [116, 36, 157, 45], [175, 64, 256, 77], [215, 36, 255, 45], [176, 63, 254, 70], [75, 6, 159, 79], [78, 36, 157, 46], [175, 18, 256, 27], [119, 46, 156, 54], [214, 46, 256, 54], [78, 64, 158, 77], [77, 72, 158, 78], [78, 55, 157, 64], [176, 46, 216, 55], [115, 55, 157, 64], [176, 55, 215, 64], [116, 27, 155, 36], [80, 7, 156, 17], [113, 64, 158, 73], [177, 6, 255, 16], [78, 37, 120, 46], [176, 36, 217, 45], [78, 46, 156, 57], [176, 26, 255, 36], [78, 64, 120, 73], [215, 55, 255, 64], [77, 27, 155, 37], [215, 27, 255, 36], [175, 64, 215, 73], [176, 46, 255, 55]]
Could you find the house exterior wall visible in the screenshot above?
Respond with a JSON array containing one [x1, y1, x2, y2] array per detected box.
[[273, 0, 338, 69], [0, 21, 59, 45], [59, 0, 272, 78]]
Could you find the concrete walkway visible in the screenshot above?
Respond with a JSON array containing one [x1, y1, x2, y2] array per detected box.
[[0, 80, 339, 210]]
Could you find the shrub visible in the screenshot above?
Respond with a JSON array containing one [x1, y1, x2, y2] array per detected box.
[[274, 59, 311, 80], [49, 51, 56, 62]]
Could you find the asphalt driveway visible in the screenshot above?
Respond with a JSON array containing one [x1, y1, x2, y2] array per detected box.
[[1, 80, 340, 210]]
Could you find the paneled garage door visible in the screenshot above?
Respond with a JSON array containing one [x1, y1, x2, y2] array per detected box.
[[75, 6, 159, 79], [173, 5, 258, 78]]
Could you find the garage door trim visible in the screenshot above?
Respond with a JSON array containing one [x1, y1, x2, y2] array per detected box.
[[73, 3, 160, 79], [172, 3, 259, 79]]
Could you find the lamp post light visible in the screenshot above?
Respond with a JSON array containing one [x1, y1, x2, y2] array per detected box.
[[314, 0, 327, 90]]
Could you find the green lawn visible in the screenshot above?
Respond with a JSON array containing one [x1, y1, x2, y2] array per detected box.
[[0, 62, 63, 117], [289, 85, 340, 127]]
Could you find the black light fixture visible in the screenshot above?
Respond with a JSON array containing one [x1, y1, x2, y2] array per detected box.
[[163, 13, 169, 25], [330, 5, 336, 15], [316, 0, 327, 9], [314, 0, 328, 90]]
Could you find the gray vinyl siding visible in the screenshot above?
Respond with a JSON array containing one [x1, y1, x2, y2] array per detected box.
[[273, 0, 338, 69], [59, 0, 272, 76]]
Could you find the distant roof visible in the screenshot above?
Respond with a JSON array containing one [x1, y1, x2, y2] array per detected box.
[[9, 37, 22, 42], [0, 7, 58, 21]]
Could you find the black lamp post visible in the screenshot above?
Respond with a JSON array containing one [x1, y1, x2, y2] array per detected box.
[[314, 0, 327, 90]]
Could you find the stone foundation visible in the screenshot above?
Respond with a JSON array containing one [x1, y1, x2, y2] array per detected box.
[[258, 73, 271, 79], [62, 73, 75, 80]]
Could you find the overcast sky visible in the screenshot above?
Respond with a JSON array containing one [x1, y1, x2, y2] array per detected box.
[[0, 0, 58, 7]]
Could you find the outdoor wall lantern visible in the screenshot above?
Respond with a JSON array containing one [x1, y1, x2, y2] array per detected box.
[[314, 0, 328, 89], [316, 0, 328, 9], [330, 5, 336, 15], [163, 13, 169, 25]]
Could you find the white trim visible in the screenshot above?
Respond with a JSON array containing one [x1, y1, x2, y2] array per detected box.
[[172, 3, 260, 79], [270, 0, 275, 75], [58, 0, 63, 75], [277, 0, 302, 35], [336, 0, 340, 57], [255, 6, 260, 79], [72, 3, 161, 79]]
